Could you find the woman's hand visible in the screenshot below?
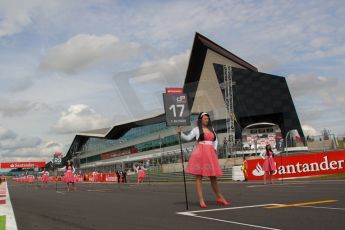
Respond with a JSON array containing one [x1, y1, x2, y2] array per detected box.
[[176, 127, 182, 134]]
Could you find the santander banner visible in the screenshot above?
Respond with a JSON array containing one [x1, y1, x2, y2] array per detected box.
[[247, 150, 345, 180], [1, 162, 46, 168]]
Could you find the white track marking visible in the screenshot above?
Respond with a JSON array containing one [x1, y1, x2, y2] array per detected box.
[[177, 204, 282, 229]]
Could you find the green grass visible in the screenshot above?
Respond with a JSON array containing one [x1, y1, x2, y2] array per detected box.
[[286, 173, 345, 181], [294, 173, 345, 180], [0, 215, 6, 230], [312, 173, 345, 180]]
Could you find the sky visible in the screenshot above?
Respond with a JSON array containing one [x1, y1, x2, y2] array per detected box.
[[0, 0, 345, 163]]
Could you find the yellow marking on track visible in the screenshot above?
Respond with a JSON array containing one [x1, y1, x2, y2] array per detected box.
[[265, 200, 337, 209]]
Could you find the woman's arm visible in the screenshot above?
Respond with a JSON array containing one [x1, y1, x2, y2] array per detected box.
[[213, 129, 218, 150], [273, 150, 280, 156], [180, 127, 197, 141]]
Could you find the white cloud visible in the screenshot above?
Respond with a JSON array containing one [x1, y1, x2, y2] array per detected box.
[[1, 141, 65, 162], [0, 98, 38, 117], [302, 125, 319, 136], [0, 136, 41, 150], [0, 125, 64, 162], [39, 34, 143, 74], [287, 73, 345, 107], [137, 50, 190, 85], [11, 77, 34, 92], [0, 126, 17, 140], [112, 50, 190, 118], [287, 73, 345, 135], [53, 104, 110, 134], [0, 0, 35, 37]]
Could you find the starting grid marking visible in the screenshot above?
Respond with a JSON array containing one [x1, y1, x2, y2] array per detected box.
[[176, 200, 344, 229], [177, 204, 282, 230]]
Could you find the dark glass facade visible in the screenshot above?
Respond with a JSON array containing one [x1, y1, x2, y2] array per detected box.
[[213, 65, 304, 139]]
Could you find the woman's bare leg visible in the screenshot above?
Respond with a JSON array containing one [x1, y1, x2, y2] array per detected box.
[[269, 171, 273, 184], [210, 176, 226, 201], [195, 176, 205, 205]]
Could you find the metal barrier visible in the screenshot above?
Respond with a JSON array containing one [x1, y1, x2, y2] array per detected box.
[[72, 133, 345, 182]]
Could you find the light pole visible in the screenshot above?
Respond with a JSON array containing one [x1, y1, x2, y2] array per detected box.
[[282, 130, 293, 184], [285, 130, 293, 156]]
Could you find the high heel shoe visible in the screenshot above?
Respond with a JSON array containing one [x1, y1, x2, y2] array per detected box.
[[199, 202, 207, 208], [216, 198, 231, 206]]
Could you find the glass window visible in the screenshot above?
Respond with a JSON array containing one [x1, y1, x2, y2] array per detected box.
[[259, 128, 266, 133]]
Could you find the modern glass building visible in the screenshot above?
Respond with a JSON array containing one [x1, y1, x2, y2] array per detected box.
[[55, 33, 304, 173]]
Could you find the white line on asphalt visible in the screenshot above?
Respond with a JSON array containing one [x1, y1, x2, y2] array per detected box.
[[192, 215, 281, 230], [177, 204, 281, 215], [177, 204, 283, 229], [87, 189, 113, 192], [247, 183, 309, 188], [2, 182, 18, 230]]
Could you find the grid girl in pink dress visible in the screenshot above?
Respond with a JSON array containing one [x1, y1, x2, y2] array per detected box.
[[177, 112, 230, 208]]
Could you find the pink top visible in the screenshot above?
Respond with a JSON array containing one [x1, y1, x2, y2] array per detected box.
[[138, 169, 145, 178], [202, 131, 215, 141]]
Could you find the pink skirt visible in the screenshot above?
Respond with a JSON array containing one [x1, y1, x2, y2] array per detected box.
[[64, 170, 75, 183], [263, 157, 277, 171], [185, 143, 222, 177], [42, 175, 49, 183]]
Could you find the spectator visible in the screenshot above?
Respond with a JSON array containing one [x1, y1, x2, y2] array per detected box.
[[241, 156, 248, 181], [116, 170, 120, 183], [122, 169, 127, 183]]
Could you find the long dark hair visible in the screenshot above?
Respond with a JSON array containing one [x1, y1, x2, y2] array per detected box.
[[66, 160, 73, 169], [197, 112, 216, 141], [266, 144, 273, 155]]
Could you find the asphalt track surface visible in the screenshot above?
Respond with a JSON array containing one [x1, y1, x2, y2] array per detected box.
[[8, 179, 345, 230]]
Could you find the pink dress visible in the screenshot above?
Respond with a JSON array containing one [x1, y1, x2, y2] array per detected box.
[[262, 150, 277, 171], [64, 166, 75, 183], [42, 171, 49, 183], [27, 175, 34, 183], [137, 169, 146, 183], [185, 132, 223, 177]]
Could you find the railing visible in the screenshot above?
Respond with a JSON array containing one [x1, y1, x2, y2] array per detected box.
[[75, 133, 344, 177], [221, 133, 344, 158], [125, 168, 233, 183]]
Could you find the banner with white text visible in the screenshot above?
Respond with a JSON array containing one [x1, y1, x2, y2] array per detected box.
[[246, 150, 345, 180]]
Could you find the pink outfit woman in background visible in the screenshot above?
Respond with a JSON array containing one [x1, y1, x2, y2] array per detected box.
[[41, 169, 49, 188], [137, 167, 146, 184], [260, 144, 279, 185], [64, 160, 76, 191]]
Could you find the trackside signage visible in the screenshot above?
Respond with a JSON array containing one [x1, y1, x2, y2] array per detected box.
[[246, 150, 345, 180], [166, 88, 184, 94], [1, 162, 46, 168], [163, 88, 190, 126]]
